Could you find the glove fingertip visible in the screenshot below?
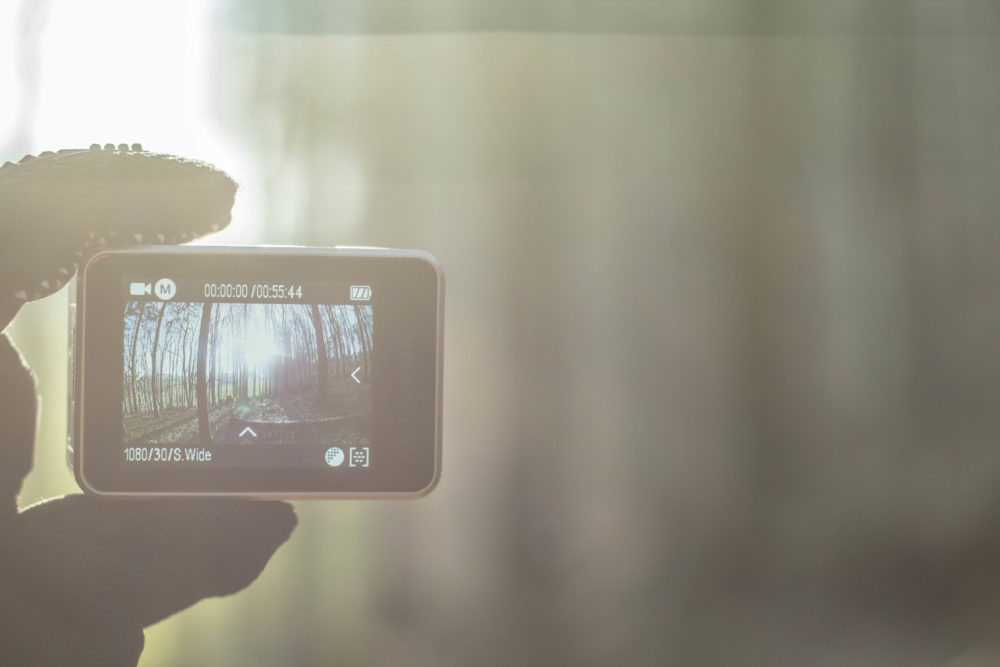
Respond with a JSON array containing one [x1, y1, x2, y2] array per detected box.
[[160, 499, 298, 597]]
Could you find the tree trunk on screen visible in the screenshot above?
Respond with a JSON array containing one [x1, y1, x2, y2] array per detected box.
[[208, 307, 219, 406], [150, 302, 166, 417], [325, 305, 344, 377], [181, 313, 192, 408], [127, 302, 144, 414], [353, 305, 370, 381], [310, 303, 329, 404], [196, 302, 213, 444], [356, 305, 372, 381]]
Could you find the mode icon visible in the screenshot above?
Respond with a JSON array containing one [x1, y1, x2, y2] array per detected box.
[[350, 285, 371, 301], [154, 278, 177, 300]]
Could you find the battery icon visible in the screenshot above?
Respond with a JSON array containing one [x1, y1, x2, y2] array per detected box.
[[350, 285, 372, 301], [130, 282, 152, 296]]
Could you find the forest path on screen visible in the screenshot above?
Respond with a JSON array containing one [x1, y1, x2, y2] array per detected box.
[[124, 376, 371, 446]]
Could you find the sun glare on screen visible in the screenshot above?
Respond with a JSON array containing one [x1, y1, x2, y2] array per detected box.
[[239, 307, 287, 372]]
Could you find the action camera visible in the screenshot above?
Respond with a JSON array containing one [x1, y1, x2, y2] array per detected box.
[[68, 246, 443, 498]]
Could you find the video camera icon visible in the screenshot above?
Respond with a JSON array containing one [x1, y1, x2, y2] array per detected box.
[[130, 279, 176, 300]]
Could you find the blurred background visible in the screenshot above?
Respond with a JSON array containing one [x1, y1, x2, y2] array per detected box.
[[4, 1, 1000, 665]]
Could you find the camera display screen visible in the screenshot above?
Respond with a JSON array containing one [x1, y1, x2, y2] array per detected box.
[[72, 247, 442, 497], [122, 282, 374, 469]]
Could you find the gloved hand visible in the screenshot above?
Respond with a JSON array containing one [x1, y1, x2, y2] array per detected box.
[[0, 144, 297, 666]]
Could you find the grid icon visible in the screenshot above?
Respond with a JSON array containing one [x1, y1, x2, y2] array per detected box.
[[349, 447, 370, 467]]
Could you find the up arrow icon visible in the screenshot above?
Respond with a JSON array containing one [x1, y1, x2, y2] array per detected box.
[[239, 426, 257, 438]]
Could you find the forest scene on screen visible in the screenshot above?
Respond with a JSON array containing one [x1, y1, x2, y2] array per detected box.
[[122, 302, 373, 446]]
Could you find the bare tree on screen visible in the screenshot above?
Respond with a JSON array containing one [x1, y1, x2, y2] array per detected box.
[[149, 302, 166, 417], [354, 304, 373, 381], [125, 301, 145, 414], [310, 303, 329, 405], [195, 302, 213, 444]]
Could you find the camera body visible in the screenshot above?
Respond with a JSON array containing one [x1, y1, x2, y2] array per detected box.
[[68, 246, 443, 498]]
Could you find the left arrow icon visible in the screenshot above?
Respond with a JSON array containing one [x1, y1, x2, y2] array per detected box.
[[239, 426, 257, 438]]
